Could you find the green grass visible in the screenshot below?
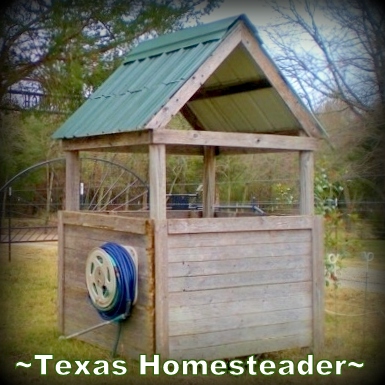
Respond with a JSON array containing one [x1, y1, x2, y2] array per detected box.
[[0, 243, 384, 385], [341, 239, 385, 270]]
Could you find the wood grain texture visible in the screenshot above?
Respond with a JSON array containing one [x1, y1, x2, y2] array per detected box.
[[59, 213, 155, 357], [166, 215, 320, 360]]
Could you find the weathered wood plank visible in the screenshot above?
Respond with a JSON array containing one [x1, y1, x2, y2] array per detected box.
[[202, 146, 216, 218], [153, 129, 319, 151], [170, 333, 312, 361], [169, 268, 311, 292], [169, 281, 311, 308], [65, 151, 80, 211], [61, 130, 152, 151], [167, 215, 313, 234], [169, 292, 311, 322], [312, 215, 324, 354], [149, 144, 167, 220], [168, 241, 311, 262], [169, 255, 310, 278], [169, 307, 312, 337], [64, 225, 150, 249], [62, 283, 155, 355], [300, 151, 315, 215], [154, 220, 169, 357], [168, 229, 311, 249], [170, 320, 312, 351], [62, 211, 151, 235]]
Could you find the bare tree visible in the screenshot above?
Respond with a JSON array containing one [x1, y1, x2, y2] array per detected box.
[[263, 0, 385, 116]]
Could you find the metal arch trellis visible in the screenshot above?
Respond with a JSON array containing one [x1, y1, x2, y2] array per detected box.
[[0, 157, 149, 260]]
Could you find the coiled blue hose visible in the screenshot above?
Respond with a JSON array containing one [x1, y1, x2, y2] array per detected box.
[[93, 242, 137, 321]]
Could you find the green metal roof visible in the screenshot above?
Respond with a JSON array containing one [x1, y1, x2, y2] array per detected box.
[[52, 13, 327, 140], [53, 15, 251, 139]]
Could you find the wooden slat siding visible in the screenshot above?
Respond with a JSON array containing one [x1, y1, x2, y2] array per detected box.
[[57, 210, 65, 333], [169, 269, 311, 293], [167, 216, 317, 360], [170, 320, 312, 351], [169, 254, 310, 278], [169, 281, 311, 307], [168, 229, 311, 250], [62, 211, 149, 234], [65, 151, 80, 211], [170, 307, 312, 337], [60, 213, 155, 357], [241, 24, 322, 139], [169, 241, 311, 262], [172, 334, 312, 361], [152, 129, 319, 151], [168, 215, 313, 234], [170, 293, 311, 322], [64, 227, 149, 250], [312, 215, 324, 354], [145, 24, 243, 129], [154, 220, 170, 357]]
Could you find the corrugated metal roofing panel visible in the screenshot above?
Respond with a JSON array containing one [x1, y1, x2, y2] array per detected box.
[[188, 88, 299, 133], [53, 40, 220, 139], [124, 15, 243, 63]]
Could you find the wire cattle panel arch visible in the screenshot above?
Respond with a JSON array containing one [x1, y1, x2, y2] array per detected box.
[[0, 157, 148, 250]]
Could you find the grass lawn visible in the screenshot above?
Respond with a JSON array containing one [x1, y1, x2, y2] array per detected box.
[[0, 243, 384, 385], [340, 239, 385, 270]]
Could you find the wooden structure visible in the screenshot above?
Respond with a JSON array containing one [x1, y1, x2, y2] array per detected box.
[[54, 15, 325, 360]]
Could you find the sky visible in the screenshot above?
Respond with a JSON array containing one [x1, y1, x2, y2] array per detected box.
[[200, 0, 279, 41]]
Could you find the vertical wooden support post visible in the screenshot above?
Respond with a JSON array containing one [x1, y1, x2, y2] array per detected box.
[[312, 215, 324, 354], [65, 151, 80, 211], [154, 220, 169, 357], [149, 144, 167, 220], [203, 146, 216, 218], [149, 144, 169, 357], [299, 151, 314, 215], [57, 210, 65, 333]]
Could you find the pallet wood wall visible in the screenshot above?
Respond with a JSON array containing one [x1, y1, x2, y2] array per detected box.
[[58, 211, 155, 357], [166, 215, 323, 360]]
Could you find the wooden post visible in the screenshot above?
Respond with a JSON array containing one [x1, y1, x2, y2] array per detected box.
[[312, 215, 324, 354], [203, 146, 216, 218], [154, 220, 169, 357], [149, 144, 166, 220], [65, 151, 80, 211], [149, 144, 169, 357], [299, 151, 314, 215]]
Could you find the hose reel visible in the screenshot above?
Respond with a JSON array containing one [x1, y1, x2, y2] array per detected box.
[[59, 242, 138, 351], [86, 243, 138, 320]]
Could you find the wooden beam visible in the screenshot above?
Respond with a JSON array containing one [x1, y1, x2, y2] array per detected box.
[[189, 79, 271, 101], [299, 151, 314, 215], [145, 23, 243, 129], [312, 215, 324, 355], [180, 104, 206, 131], [240, 25, 323, 139], [149, 144, 167, 220], [203, 146, 216, 218], [153, 129, 319, 151], [60, 130, 152, 151], [154, 220, 169, 357], [65, 151, 80, 211]]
